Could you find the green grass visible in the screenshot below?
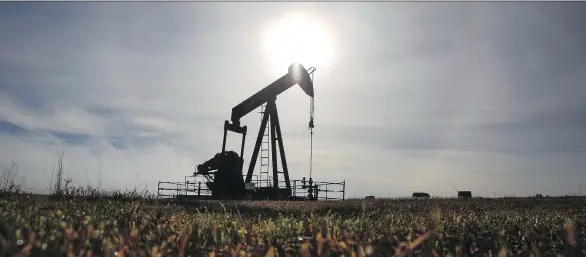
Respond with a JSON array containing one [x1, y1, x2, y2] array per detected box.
[[0, 190, 584, 257]]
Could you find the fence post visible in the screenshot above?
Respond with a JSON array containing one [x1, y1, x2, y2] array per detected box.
[[315, 185, 319, 200], [198, 181, 201, 196], [157, 182, 161, 198], [342, 180, 346, 200]]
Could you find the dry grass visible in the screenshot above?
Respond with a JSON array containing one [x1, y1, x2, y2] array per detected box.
[[1, 158, 584, 256], [0, 190, 585, 257]]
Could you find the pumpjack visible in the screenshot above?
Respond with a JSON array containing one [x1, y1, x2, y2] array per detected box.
[[193, 63, 320, 200]]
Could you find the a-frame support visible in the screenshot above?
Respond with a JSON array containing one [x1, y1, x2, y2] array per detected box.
[[245, 99, 291, 189]]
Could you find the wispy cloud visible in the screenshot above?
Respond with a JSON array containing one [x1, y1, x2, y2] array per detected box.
[[0, 120, 28, 136], [1, 2, 585, 197]]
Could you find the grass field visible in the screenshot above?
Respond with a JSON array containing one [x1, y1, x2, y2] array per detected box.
[[0, 189, 585, 257]]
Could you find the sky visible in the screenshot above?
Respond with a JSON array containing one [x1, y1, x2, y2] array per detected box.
[[1, 2, 586, 198]]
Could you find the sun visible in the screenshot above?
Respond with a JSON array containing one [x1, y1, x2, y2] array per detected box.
[[261, 11, 336, 75]]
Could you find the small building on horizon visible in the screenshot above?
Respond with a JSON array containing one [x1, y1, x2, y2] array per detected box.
[[412, 192, 430, 198], [457, 191, 472, 198]]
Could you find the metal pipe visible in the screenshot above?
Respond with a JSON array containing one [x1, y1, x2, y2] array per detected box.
[[222, 121, 228, 152], [240, 126, 247, 173]]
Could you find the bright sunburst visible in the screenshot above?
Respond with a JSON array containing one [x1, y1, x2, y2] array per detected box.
[[261, 11, 336, 75]]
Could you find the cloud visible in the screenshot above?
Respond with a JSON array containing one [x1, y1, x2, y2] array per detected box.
[[1, 2, 586, 198], [0, 120, 28, 136]]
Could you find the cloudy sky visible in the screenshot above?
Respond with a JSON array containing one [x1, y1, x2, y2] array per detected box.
[[1, 2, 585, 198]]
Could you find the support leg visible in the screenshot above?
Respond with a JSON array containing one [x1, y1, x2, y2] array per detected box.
[[270, 110, 279, 188], [271, 104, 291, 189], [246, 110, 270, 183]]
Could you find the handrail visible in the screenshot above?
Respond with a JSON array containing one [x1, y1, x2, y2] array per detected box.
[[157, 176, 345, 200]]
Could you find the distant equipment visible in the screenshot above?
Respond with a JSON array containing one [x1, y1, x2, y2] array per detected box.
[[157, 64, 346, 201], [412, 192, 430, 198], [457, 191, 472, 198], [365, 195, 375, 200]]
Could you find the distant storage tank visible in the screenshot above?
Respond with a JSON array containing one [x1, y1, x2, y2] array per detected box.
[[457, 191, 472, 198], [412, 192, 430, 198]]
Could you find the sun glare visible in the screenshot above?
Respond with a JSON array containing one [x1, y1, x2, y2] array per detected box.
[[261, 11, 336, 75]]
